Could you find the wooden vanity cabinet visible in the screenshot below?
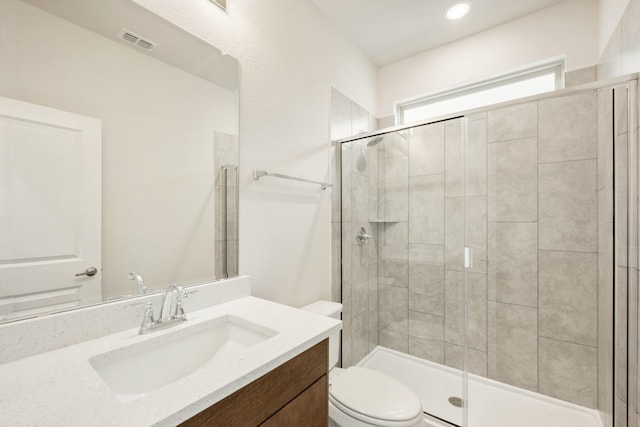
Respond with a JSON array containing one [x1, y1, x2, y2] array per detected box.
[[180, 339, 328, 427]]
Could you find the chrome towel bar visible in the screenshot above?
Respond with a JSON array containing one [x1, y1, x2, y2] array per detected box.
[[253, 169, 332, 190]]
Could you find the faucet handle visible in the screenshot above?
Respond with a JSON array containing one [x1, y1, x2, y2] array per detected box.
[[125, 302, 156, 333]]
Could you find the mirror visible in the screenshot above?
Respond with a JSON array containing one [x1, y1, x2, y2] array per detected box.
[[0, 0, 239, 322]]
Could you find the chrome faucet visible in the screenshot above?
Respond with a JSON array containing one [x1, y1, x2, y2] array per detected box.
[[128, 272, 146, 294], [159, 284, 187, 323], [128, 284, 189, 335]]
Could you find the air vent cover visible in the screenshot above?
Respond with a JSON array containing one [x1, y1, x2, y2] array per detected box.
[[116, 28, 157, 52]]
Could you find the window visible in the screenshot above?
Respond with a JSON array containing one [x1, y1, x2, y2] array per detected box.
[[396, 58, 564, 124]]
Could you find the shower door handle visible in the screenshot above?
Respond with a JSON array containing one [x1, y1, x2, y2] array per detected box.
[[464, 247, 473, 269]]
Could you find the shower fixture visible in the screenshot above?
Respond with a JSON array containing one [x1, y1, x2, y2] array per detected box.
[[367, 136, 384, 147]]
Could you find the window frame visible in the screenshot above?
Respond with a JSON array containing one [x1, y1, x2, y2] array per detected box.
[[395, 57, 565, 125]]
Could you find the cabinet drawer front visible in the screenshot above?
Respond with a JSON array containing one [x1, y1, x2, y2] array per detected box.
[[181, 338, 328, 427], [261, 374, 328, 427]]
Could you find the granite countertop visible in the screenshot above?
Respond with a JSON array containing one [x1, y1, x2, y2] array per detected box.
[[0, 296, 341, 426]]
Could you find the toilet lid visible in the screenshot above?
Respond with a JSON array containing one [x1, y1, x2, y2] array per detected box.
[[329, 367, 422, 422]]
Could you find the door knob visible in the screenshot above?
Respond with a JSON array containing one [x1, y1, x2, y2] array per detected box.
[[75, 267, 98, 277]]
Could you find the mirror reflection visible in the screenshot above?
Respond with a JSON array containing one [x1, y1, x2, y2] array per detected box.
[[0, 0, 239, 322]]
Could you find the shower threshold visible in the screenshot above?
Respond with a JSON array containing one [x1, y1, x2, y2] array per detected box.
[[357, 346, 603, 427]]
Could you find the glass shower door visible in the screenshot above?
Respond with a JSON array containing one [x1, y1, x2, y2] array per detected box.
[[339, 119, 466, 427], [463, 86, 620, 427]]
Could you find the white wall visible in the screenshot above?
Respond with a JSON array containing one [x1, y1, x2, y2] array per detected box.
[[599, 0, 630, 54], [377, 0, 598, 118], [132, 0, 377, 307]]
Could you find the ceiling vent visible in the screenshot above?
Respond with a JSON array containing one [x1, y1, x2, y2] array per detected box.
[[116, 28, 157, 52]]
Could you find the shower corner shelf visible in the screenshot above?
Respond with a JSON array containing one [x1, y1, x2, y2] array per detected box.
[[368, 219, 400, 223]]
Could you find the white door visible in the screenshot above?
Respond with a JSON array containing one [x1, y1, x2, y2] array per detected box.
[[0, 96, 101, 321]]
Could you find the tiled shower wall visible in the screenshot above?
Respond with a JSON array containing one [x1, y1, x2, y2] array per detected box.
[[390, 91, 605, 409], [330, 85, 631, 411]]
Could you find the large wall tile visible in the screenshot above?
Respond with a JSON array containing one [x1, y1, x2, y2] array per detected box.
[[488, 102, 537, 143], [539, 337, 597, 408], [409, 335, 444, 364], [331, 222, 341, 302], [368, 144, 379, 201], [445, 121, 463, 197], [384, 132, 409, 159], [342, 296, 353, 367], [379, 285, 408, 333], [408, 311, 445, 364], [445, 198, 463, 271], [378, 115, 395, 129], [539, 250, 598, 346], [467, 273, 488, 352], [488, 302, 538, 391], [352, 312, 369, 365], [445, 271, 486, 351], [409, 310, 444, 340], [377, 155, 386, 219], [409, 123, 444, 176], [445, 343, 488, 377], [409, 174, 444, 244], [409, 244, 444, 316], [383, 156, 409, 221], [352, 244, 369, 318], [467, 117, 488, 197], [341, 222, 352, 299], [368, 286, 378, 353], [466, 196, 488, 274], [379, 326, 408, 353], [341, 145, 353, 223], [352, 173, 368, 227], [331, 144, 341, 222], [565, 66, 597, 87], [444, 270, 464, 346], [380, 222, 408, 287], [539, 159, 597, 252], [539, 91, 597, 163], [488, 138, 538, 222], [351, 139, 370, 176], [488, 222, 538, 307]]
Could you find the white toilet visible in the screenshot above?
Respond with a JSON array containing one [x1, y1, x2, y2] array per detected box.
[[302, 301, 425, 427]]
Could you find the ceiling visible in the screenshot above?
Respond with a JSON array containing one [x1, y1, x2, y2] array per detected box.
[[312, 0, 567, 66]]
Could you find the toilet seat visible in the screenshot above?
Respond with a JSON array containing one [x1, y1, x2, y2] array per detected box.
[[329, 367, 423, 427]]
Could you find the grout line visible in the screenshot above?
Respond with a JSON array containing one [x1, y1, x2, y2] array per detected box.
[[538, 334, 598, 350], [487, 135, 538, 145], [538, 248, 598, 255], [538, 157, 598, 166], [487, 299, 538, 310]]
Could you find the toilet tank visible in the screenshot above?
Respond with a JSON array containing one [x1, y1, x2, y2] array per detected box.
[[300, 301, 342, 369]]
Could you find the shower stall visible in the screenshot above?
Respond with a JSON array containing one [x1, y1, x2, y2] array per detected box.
[[335, 76, 639, 427]]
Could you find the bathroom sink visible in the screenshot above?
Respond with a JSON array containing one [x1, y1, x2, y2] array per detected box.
[[89, 315, 278, 400]]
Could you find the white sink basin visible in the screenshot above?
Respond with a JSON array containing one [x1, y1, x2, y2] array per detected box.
[[89, 315, 278, 401]]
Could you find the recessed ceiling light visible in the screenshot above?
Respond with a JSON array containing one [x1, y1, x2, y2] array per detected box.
[[445, 2, 472, 20]]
